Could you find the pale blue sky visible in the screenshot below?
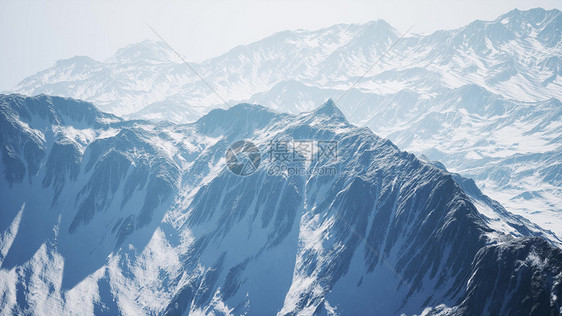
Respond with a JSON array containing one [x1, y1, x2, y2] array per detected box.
[[0, 0, 560, 91]]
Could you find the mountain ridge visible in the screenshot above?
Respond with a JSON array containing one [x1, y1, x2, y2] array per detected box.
[[1, 94, 561, 314]]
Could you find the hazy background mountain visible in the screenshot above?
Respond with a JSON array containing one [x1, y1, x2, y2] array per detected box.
[[12, 8, 561, 115]]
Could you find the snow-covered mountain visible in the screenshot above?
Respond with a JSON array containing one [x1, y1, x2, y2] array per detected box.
[[249, 82, 562, 240], [9, 8, 562, 242], [1, 94, 561, 315], [12, 8, 561, 116]]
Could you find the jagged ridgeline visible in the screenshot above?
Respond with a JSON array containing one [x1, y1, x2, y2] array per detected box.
[[0, 94, 560, 315]]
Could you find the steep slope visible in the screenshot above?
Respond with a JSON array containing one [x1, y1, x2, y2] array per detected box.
[[422, 157, 560, 245], [1, 95, 561, 315]]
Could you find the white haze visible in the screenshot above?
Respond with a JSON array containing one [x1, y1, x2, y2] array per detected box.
[[0, 0, 560, 91]]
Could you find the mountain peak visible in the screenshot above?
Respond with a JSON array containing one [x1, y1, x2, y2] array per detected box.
[[107, 40, 177, 64], [358, 19, 398, 44], [500, 7, 559, 19], [54, 56, 97, 68], [0, 94, 120, 128], [497, 8, 560, 31], [312, 99, 348, 123], [365, 19, 392, 28], [195, 103, 279, 135]]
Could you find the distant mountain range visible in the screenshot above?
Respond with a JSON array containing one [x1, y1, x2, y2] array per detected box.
[[1, 94, 561, 315], [8, 7, 561, 242], [12, 8, 561, 117]]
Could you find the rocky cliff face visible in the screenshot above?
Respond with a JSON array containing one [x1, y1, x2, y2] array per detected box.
[[0, 95, 560, 315]]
